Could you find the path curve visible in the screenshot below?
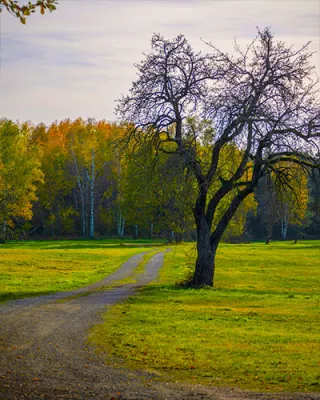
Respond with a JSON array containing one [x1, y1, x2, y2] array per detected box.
[[0, 252, 146, 315], [1, 251, 319, 400]]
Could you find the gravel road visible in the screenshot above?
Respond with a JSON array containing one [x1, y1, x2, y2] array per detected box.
[[1, 251, 319, 400]]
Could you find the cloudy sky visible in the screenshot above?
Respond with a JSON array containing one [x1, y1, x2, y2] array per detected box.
[[0, 0, 319, 125]]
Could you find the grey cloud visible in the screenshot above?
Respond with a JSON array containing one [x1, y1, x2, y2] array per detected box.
[[0, 0, 319, 124]]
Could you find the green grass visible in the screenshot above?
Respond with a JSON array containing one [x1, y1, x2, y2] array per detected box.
[[90, 241, 320, 393], [94, 249, 164, 290], [0, 239, 164, 301], [58, 250, 165, 302]]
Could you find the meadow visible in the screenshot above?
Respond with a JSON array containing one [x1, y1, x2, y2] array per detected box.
[[90, 241, 320, 393], [1, 239, 319, 393], [0, 239, 163, 301]]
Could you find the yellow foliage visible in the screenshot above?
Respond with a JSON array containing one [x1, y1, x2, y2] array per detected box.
[[273, 161, 309, 225], [0, 120, 43, 237]]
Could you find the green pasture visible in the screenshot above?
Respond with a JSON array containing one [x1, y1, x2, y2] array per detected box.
[[0, 239, 164, 301], [90, 241, 320, 393]]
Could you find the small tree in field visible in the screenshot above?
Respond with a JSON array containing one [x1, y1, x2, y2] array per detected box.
[[117, 28, 320, 287]]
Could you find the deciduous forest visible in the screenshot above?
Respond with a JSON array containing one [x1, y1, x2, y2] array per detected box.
[[0, 117, 319, 243]]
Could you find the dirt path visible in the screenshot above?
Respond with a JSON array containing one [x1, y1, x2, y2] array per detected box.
[[0, 252, 319, 400]]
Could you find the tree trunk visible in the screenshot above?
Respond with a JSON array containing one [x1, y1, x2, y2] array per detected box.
[[80, 201, 86, 237], [134, 224, 138, 239], [40, 208, 47, 236], [192, 186, 254, 287], [71, 148, 86, 237], [150, 223, 153, 237], [266, 218, 273, 243], [116, 208, 125, 237], [50, 208, 54, 237], [56, 203, 61, 236], [280, 215, 288, 240], [193, 240, 217, 287], [2, 216, 7, 241], [89, 149, 95, 239], [175, 232, 183, 243], [192, 216, 216, 287]]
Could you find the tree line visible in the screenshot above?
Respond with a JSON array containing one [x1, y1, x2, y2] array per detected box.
[[0, 117, 318, 243]]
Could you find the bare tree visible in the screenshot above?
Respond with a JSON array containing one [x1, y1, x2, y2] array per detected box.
[[117, 29, 320, 287]]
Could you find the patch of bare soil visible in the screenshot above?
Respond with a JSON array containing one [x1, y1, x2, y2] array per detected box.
[[1, 252, 319, 400]]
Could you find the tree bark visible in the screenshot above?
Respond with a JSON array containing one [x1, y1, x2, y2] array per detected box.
[[150, 223, 153, 237], [89, 149, 95, 239], [2, 216, 7, 241], [192, 186, 254, 287], [192, 214, 216, 287], [134, 224, 138, 239], [280, 216, 288, 240], [71, 148, 86, 237], [50, 208, 54, 237], [116, 208, 125, 237]]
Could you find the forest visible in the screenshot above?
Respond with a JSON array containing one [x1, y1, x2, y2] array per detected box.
[[1, 117, 319, 243]]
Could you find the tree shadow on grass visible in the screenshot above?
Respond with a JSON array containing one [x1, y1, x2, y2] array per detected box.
[[133, 283, 314, 305]]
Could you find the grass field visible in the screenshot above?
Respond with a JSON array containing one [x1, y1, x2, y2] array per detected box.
[[0, 239, 164, 302], [90, 241, 320, 393]]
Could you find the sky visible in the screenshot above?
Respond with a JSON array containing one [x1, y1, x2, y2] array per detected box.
[[0, 0, 319, 125]]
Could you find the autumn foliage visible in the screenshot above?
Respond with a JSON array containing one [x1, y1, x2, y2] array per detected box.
[[0, 117, 315, 242]]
